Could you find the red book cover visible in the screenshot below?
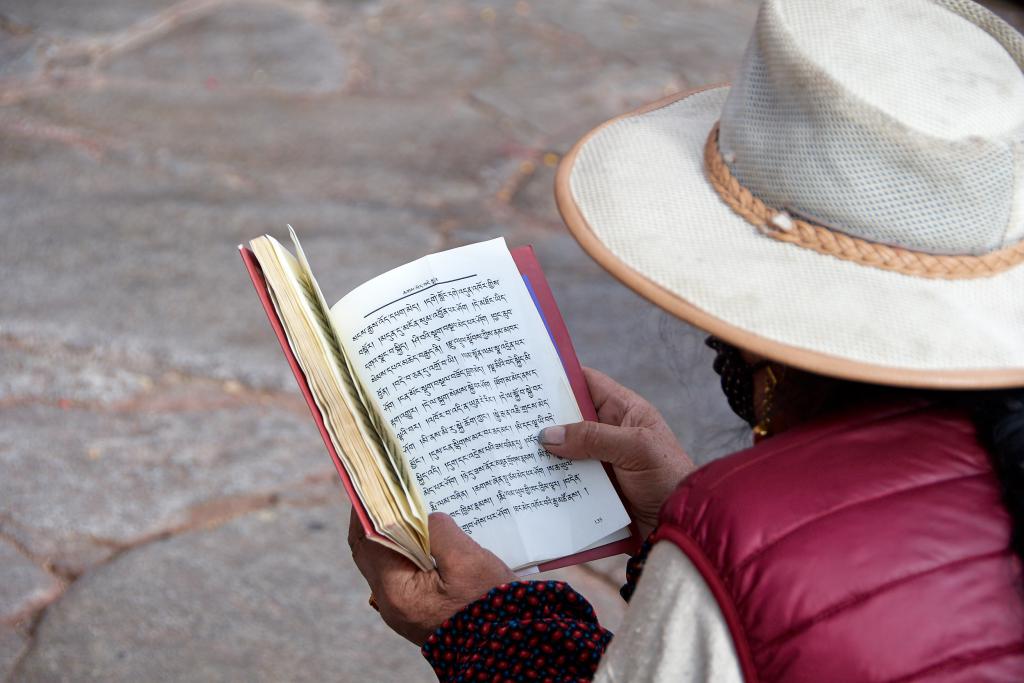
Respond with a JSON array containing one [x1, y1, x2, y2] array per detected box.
[[240, 243, 639, 571]]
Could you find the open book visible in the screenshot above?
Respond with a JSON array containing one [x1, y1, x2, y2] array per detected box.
[[240, 229, 634, 573]]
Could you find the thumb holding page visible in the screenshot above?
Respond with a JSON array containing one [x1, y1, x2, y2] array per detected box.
[[538, 367, 696, 537], [539, 421, 651, 470], [541, 420, 692, 537]]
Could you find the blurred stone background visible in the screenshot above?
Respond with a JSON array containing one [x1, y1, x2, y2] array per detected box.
[[1, 0, 1021, 681]]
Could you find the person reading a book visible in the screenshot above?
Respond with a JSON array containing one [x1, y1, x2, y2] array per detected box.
[[347, 1, 1024, 681]]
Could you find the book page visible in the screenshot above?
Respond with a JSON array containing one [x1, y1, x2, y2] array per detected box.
[[286, 228, 428, 536], [330, 238, 630, 570], [250, 236, 430, 567]]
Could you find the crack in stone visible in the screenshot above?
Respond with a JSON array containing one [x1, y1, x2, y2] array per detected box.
[[2, 471, 339, 680], [70, 0, 342, 72], [5, 611, 44, 683], [0, 385, 308, 418], [1, 118, 107, 159], [0, 0, 347, 107], [0, 530, 64, 588], [521, 11, 645, 71], [0, 13, 33, 36], [0, 332, 304, 410], [1, 588, 65, 633], [461, 90, 544, 142], [494, 154, 541, 206], [0, 103, 264, 197], [0, 532, 67, 634], [65, 0, 228, 71]]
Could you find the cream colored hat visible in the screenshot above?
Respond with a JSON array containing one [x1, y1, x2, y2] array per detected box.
[[557, 0, 1024, 389]]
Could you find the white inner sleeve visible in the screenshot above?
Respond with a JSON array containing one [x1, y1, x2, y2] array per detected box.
[[594, 542, 743, 683]]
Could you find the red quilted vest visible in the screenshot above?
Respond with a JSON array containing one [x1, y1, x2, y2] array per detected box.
[[653, 400, 1024, 682]]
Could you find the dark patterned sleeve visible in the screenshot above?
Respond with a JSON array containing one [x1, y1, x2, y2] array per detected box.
[[420, 580, 612, 682], [620, 536, 655, 602]]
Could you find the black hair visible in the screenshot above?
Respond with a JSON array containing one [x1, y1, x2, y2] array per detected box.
[[968, 389, 1024, 563]]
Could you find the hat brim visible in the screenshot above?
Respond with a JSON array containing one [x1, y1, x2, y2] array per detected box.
[[556, 85, 1024, 389]]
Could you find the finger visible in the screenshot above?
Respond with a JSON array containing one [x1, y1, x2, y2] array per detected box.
[[581, 367, 620, 410], [349, 514, 419, 593], [582, 367, 641, 421], [352, 539, 418, 597], [428, 513, 508, 578], [540, 419, 648, 468], [347, 508, 366, 550]]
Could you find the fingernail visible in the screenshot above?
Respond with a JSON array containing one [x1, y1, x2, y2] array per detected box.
[[539, 426, 565, 446]]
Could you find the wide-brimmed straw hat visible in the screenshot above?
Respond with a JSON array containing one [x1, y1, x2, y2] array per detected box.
[[556, 0, 1024, 389]]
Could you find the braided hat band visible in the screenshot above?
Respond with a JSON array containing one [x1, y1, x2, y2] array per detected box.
[[704, 123, 1024, 280], [558, 0, 1024, 386]]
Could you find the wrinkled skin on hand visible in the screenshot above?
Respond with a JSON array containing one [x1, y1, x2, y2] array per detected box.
[[541, 367, 696, 538], [348, 511, 516, 645], [350, 366, 695, 643]]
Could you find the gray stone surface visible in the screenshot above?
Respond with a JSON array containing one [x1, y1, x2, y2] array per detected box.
[[14, 502, 434, 682], [105, 4, 347, 93], [0, 0, 176, 36], [0, 541, 61, 626], [1, 336, 153, 405], [0, 354, 335, 576], [0, 130, 441, 388], [0, 0, 874, 679], [524, 0, 760, 87], [0, 629, 27, 683]]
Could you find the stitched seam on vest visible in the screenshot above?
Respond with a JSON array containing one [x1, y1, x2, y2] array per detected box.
[[694, 402, 934, 494], [729, 472, 988, 582], [756, 548, 1009, 652], [881, 641, 1024, 683], [668, 401, 937, 535]]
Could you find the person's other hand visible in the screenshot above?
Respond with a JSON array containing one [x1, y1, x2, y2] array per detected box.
[[348, 510, 516, 645], [540, 367, 695, 537]]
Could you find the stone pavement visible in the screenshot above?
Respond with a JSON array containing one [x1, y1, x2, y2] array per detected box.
[[2, 0, 1022, 681]]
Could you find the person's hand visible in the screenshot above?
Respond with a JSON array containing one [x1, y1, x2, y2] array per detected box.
[[540, 367, 695, 537], [348, 510, 516, 645]]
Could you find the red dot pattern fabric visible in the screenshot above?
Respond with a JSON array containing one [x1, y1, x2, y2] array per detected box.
[[421, 580, 612, 682]]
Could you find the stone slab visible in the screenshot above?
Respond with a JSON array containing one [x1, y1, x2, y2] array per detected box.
[[348, 0, 681, 144], [0, 31, 39, 84], [105, 4, 347, 94], [0, 336, 155, 406], [13, 501, 436, 683], [522, 0, 760, 87], [5, 85, 514, 208], [0, 0, 176, 36], [0, 540, 62, 626], [1, 627, 28, 682], [0, 375, 333, 576], [340, 1, 503, 97], [0, 131, 441, 389]]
